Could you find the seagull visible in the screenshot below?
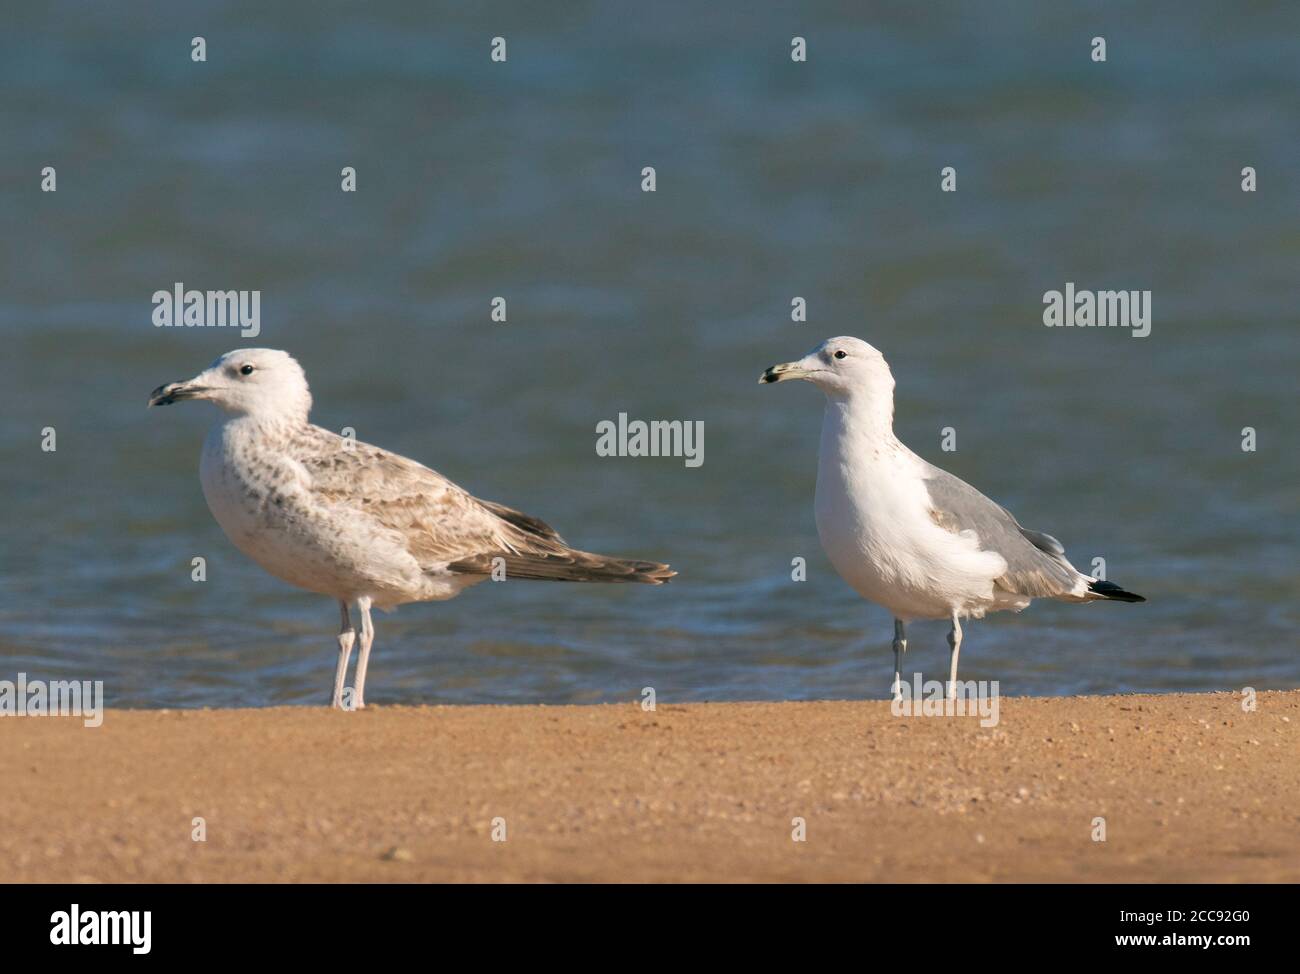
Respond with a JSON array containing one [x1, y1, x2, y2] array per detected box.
[[760, 336, 1144, 700], [149, 348, 673, 709]]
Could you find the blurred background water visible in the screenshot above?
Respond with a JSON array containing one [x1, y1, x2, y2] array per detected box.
[[0, 1, 1296, 707]]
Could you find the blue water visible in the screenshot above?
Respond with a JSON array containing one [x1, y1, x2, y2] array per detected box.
[[0, 2, 1296, 707]]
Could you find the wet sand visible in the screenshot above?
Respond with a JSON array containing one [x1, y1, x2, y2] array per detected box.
[[3, 691, 1297, 883]]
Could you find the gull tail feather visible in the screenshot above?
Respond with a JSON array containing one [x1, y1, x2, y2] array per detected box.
[[448, 549, 675, 584], [1086, 579, 1146, 603]]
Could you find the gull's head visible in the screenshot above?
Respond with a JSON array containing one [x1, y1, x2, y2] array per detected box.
[[149, 348, 312, 421], [759, 336, 894, 402]]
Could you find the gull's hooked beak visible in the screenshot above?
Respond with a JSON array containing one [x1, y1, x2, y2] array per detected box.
[[759, 361, 813, 384], [148, 379, 210, 407]]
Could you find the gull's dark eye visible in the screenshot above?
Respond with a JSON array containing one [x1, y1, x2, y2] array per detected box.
[[833, 350, 847, 360], [240, 364, 255, 376]]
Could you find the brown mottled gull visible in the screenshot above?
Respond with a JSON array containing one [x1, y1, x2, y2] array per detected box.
[[149, 348, 673, 709]]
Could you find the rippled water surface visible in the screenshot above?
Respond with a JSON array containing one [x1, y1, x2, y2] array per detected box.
[[1, 2, 1296, 707]]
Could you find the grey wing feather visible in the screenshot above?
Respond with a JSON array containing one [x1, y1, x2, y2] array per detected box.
[[1020, 528, 1065, 556], [922, 463, 1081, 599]]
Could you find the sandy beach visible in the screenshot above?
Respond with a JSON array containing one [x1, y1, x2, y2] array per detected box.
[[4, 691, 1296, 883]]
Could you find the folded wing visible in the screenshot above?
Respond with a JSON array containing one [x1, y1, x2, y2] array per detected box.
[[292, 425, 673, 584], [922, 463, 1082, 600]]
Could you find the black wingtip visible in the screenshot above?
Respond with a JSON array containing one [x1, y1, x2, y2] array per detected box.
[[1088, 579, 1146, 603]]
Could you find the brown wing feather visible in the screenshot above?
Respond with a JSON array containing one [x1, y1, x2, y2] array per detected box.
[[287, 425, 673, 583], [477, 499, 568, 546], [447, 550, 674, 583], [289, 425, 515, 566]]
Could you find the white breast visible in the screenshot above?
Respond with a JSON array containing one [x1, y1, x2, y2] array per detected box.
[[198, 419, 427, 606], [813, 405, 1006, 621]]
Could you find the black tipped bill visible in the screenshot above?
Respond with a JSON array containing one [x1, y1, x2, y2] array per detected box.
[[759, 362, 807, 384], [148, 381, 207, 407]]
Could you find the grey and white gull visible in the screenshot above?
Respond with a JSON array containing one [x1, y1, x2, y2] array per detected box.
[[150, 348, 673, 709], [761, 336, 1144, 700]]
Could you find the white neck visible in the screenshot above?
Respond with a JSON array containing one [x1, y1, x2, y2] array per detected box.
[[216, 409, 307, 444], [823, 389, 897, 446]]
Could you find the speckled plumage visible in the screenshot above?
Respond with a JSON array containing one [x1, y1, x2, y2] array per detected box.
[[151, 348, 672, 708]]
